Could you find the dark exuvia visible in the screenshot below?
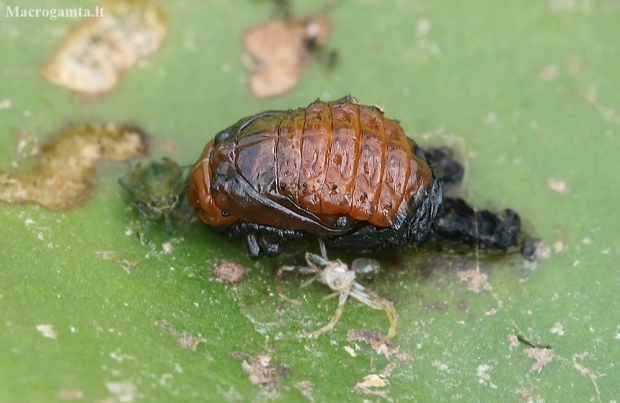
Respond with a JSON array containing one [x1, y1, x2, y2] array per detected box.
[[323, 147, 521, 252], [188, 96, 521, 259], [424, 147, 521, 249]]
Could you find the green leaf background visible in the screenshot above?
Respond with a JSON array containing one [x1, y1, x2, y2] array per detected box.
[[1, 0, 619, 402]]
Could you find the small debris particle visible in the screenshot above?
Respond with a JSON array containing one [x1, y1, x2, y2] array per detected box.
[[243, 15, 331, 98], [518, 388, 534, 401], [568, 55, 584, 75], [95, 251, 117, 260], [229, 352, 290, 390], [538, 245, 551, 260], [110, 349, 135, 363], [347, 329, 399, 359], [294, 381, 315, 403], [457, 268, 488, 293], [178, 332, 200, 350], [155, 320, 172, 330], [573, 260, 580, 267], [507, 334, 520, 349], [41, 0, 168, 96], [105, 381, 137, 403], [553, 241, 565, 253], [433, 360, 449, 371], [343, 345, 356, 357], [482, 112, 498, 125], [0, 123, 147, 210], [354, 374, 388, 398], [550, 322, 565, 336], [156, 320, 205, 350], [582, 237, 592, 245], [538, 64, 559, 82], [546, 0, 592, 13], [476, 364, 498, 389], [119, 259, 139, 274], [524, 348, 554, 372], [380, 362, 398, 378], [215, 260, 246, 283], [11, 131, 39, 168], [548, 179, 569, 194], [485, 308, 498, 316], [58, 389, 83, 400], [522, 238, 549, 261], [415, 18, 441, 57], [360, 374, 385, 387], [456, 300, 469, 311], [422, 300, 447, 311], [417, 19, 431, 35], [396, 352, 413, 362], [162, 242, 173, 253], [0, 98, 12, 110], [36, 324, 58, 339]]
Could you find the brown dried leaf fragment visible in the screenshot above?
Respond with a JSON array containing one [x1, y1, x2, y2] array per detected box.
[[347, 329, 399, 359], [0, 123, 147, 210], [243, 15, 331, 98], [229, 352, 290, 390], [41, 0, 168, 96], [215, 260, 246, 283]]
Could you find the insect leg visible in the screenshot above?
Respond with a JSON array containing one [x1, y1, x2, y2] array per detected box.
[[245, 234, 263, 259], [182, 208, 195, 240], [276, 265, 319, 306], [133, 200, 153, 243], [164, 213, 173, 235], [306, 290, 349, 338], [350, 283, 399, 343]]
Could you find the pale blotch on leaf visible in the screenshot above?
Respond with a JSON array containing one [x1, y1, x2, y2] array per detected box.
[[243, 15, 331, 98], [0, 123, 148, 210], [215, 260, 246, 283], [41, 0, 168, 96]]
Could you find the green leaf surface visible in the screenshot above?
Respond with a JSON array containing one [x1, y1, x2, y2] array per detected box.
[[1, 0, 619, 402]]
